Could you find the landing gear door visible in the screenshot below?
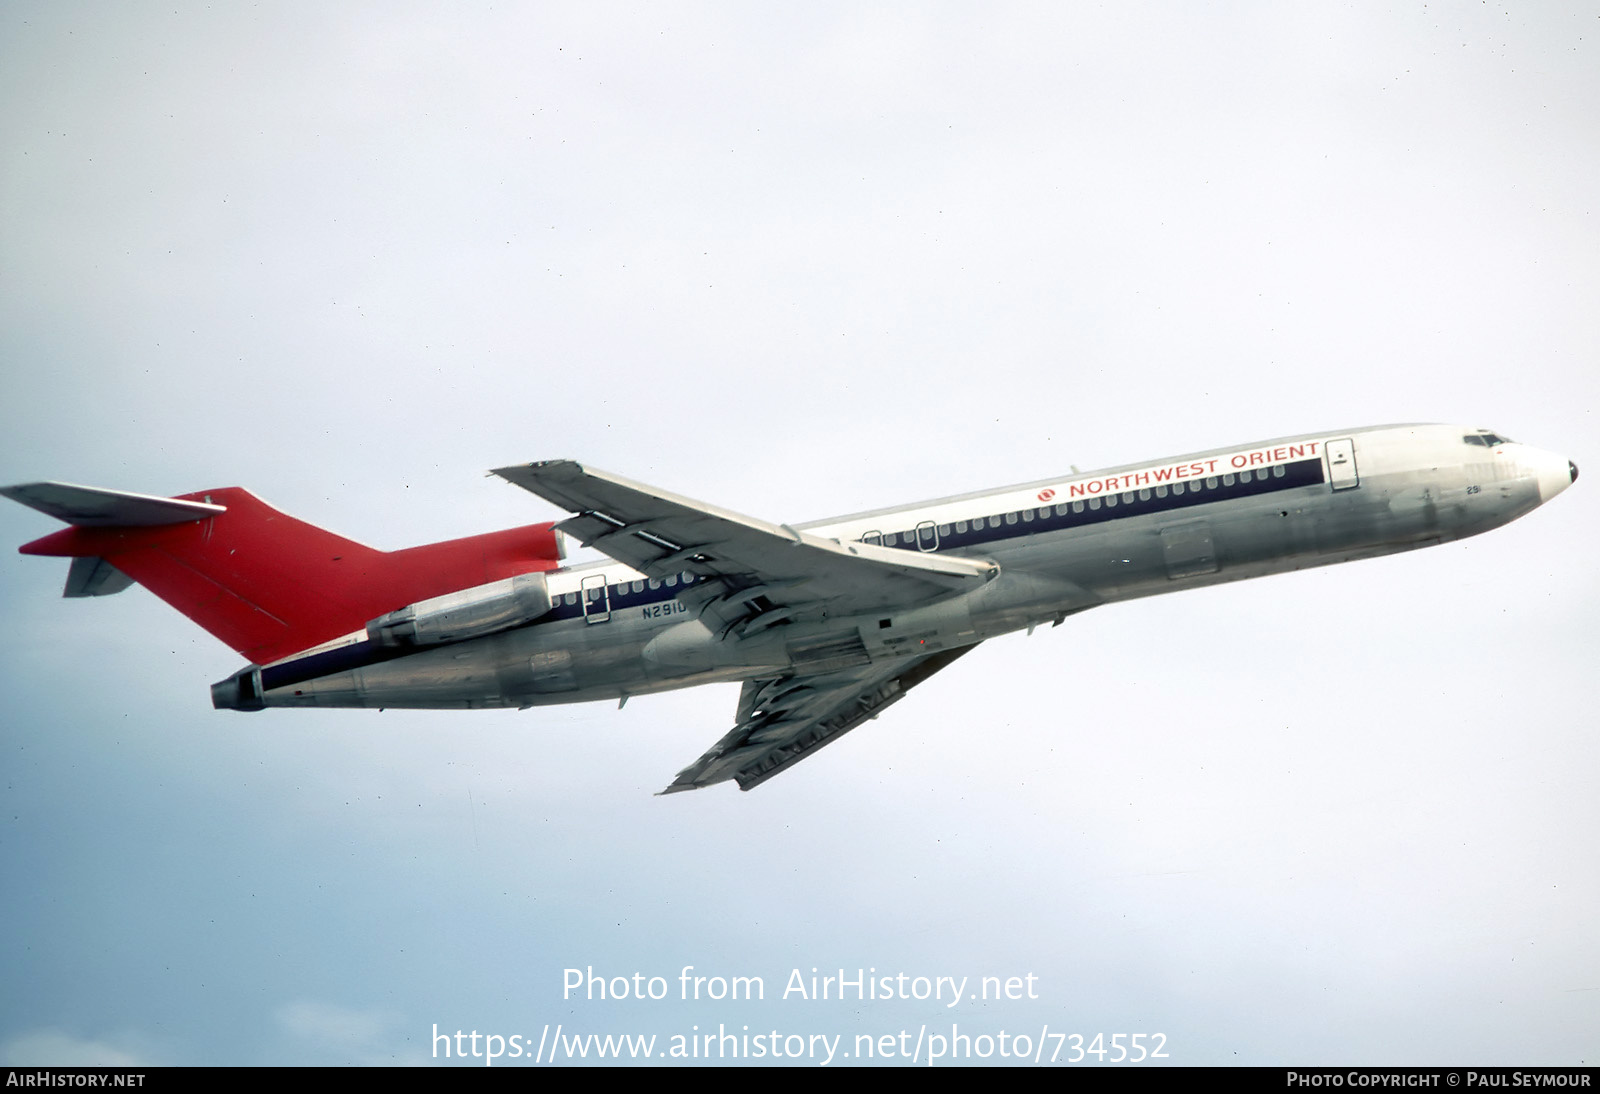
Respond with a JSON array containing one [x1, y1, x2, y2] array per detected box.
[[1326, 438, 1360, 491], [581, 574, 611, 624], [1160, 521, 1218, 580]]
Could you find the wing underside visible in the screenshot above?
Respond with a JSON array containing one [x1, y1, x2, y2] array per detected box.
[[664, 645, 977, 793]]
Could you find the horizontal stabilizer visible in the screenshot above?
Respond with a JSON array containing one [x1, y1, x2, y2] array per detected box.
[[0, 482, 225, 527]]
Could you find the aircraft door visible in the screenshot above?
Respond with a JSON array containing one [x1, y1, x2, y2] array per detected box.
[[915, 520, 940, 552], [1327, 438, 1360, 491], [1160, 521, 1218, 580], [580, 574, 611, 624]]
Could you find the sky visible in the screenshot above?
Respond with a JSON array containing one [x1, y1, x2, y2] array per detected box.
[[1, 1, 1595, 1068]]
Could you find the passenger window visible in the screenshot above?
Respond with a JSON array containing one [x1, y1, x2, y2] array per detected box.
[[1106, 495, 1118, 508], [1204, 477, 1218, 489], [1155, 485, 1168, 498], [973, 517, 985, 530], [563, 592, 577, 606], [1272, 465, 1285, 478], [648, 578, 661, 590], [955, 520, 968, 533], [1055, 503, 1069, 517], [1138, 488, 1152, 501], [1089, 497, 1101, 510], [884, 533, 897, 546], [665, 575, 678, 587], [1223, 473, 1236, 486], [1072, 500, 1084, 513], [1021, 510, 1034, 523], [937, 523, 950, 536], [1173, 482, 1184, 495], [1240, 470, 1252, 483], [1004, 512, 1018, 525]]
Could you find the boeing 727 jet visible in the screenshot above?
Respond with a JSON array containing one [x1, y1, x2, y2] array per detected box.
[[3, 424, 1577, 793]]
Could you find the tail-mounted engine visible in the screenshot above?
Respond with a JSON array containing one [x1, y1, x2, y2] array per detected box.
[[367, 572, 554, 648]]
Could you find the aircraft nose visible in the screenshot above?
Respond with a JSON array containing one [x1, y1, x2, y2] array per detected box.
[[1527, 446, 1576, 504]]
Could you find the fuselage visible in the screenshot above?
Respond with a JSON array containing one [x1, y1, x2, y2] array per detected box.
[[239, 424, 1575, 712]]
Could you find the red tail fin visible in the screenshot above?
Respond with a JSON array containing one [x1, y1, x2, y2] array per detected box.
[[11, 484, 563, 664]]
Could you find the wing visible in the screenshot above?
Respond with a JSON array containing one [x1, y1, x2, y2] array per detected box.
[[492, 461, 1001, 791], [493, 460, 995, 636], [662, 645, 978, 793]]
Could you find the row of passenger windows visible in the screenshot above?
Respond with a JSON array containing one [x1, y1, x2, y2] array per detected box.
[[549, 460, 1299, 606], [556, 571, 699, 606], [864, 464, 1290, 546]]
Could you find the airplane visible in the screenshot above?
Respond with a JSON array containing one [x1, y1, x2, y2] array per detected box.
[[2, 424, 1577, 794]]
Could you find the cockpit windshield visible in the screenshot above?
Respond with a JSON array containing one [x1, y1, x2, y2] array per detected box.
[[1463, 432, 1513, 447]]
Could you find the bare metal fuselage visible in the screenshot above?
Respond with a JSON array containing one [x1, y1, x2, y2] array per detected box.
[[254, 424, 1572, 713]]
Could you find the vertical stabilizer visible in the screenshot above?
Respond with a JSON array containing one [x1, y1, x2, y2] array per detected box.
[[7, 482, 563, 663]]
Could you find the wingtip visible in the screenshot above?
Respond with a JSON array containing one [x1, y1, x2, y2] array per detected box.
[[490, 460, 585, 487]]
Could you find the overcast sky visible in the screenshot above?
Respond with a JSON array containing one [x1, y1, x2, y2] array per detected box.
[[1, 1, 1595, 1067]]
